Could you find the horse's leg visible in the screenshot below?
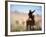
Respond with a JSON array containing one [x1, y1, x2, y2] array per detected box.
[[26, 24, 28, 31], [30, 25, 31, 30]]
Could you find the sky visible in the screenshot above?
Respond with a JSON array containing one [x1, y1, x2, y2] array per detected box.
[[10, 4, 42, 15]]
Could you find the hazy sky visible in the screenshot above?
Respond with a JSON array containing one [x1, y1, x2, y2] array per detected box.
[[10, 4, 42, 15]]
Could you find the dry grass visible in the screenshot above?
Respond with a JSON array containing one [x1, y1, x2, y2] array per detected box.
[[10, 12, 42, 32]]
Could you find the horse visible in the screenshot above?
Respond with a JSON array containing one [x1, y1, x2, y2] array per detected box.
[[26, 10, 35, 31]]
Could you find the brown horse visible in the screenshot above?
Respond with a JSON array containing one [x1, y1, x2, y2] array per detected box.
[[26, 10, 35, 31]]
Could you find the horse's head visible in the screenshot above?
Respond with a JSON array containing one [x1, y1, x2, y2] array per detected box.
[[28, 10, 35, 16], [28, 10, 35, 18]]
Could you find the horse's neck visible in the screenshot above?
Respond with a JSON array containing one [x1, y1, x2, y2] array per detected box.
[[28, 18, 32, 21], [29, 15, 34, 18]]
